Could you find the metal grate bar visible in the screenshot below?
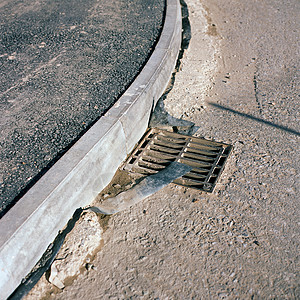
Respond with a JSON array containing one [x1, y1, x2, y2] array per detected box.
[[178, 157, 213, 168], [144, 151, 177, 161], [149, 144, 181, 155], [181, 152, 216, 162], [141, 155, 174, 164], [123, 128, 232, 192]]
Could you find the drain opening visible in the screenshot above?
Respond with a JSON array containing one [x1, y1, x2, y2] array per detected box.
[[123, 128, 232, 193]]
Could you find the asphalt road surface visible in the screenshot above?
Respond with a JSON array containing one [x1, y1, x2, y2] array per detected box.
[[0, 0, 165, 216]]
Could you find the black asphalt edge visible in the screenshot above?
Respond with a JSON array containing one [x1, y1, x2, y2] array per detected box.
[[0, 0, 182, 298]]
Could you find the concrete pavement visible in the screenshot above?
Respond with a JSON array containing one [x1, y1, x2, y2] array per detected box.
[[25, 0, 299, 298]]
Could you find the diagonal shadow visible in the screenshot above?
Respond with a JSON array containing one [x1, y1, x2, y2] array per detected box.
[[209, 102, 300, 137]]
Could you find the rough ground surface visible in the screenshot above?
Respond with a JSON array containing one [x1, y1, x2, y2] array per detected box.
[[26, 0, 299, 298], [0, 0, 164, 216]]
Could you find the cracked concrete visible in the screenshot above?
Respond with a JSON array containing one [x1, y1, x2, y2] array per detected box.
[[25, 0, 299, 298]]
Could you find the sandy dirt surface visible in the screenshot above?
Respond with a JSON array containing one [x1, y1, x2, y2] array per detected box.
[[25, 0, 299, 298]]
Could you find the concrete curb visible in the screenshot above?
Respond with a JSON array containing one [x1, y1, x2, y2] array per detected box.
[[0, 0, 182, 298]]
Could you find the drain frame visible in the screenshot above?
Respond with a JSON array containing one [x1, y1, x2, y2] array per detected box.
[[123, 128, 232, 192]]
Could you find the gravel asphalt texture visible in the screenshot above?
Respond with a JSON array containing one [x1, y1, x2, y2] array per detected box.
[[0, 0, 165, 216]]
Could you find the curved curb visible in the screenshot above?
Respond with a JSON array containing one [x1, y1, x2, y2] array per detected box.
[[0, 0, 182, 298]]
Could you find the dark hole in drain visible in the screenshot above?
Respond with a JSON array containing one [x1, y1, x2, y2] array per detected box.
[[223, 147, 232, 155], [135, 150, 142, 156], [208, 176, 217, 184], [129, 158, 136, 164], [217, 156, 226, 166], [141, 140, 150, 148], [213, 168, 221, 175]]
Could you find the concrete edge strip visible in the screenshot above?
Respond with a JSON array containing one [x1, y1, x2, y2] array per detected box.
[[0, 0, 182, 298]]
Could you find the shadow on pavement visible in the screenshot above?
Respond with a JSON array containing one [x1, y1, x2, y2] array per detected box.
[[209, 102, 300, 137]]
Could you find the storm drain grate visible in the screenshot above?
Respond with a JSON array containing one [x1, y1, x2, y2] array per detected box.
[[123, 128, 233, 192]]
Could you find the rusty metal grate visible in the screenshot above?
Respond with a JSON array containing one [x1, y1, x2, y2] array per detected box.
[[123, 128, 232, 192]]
